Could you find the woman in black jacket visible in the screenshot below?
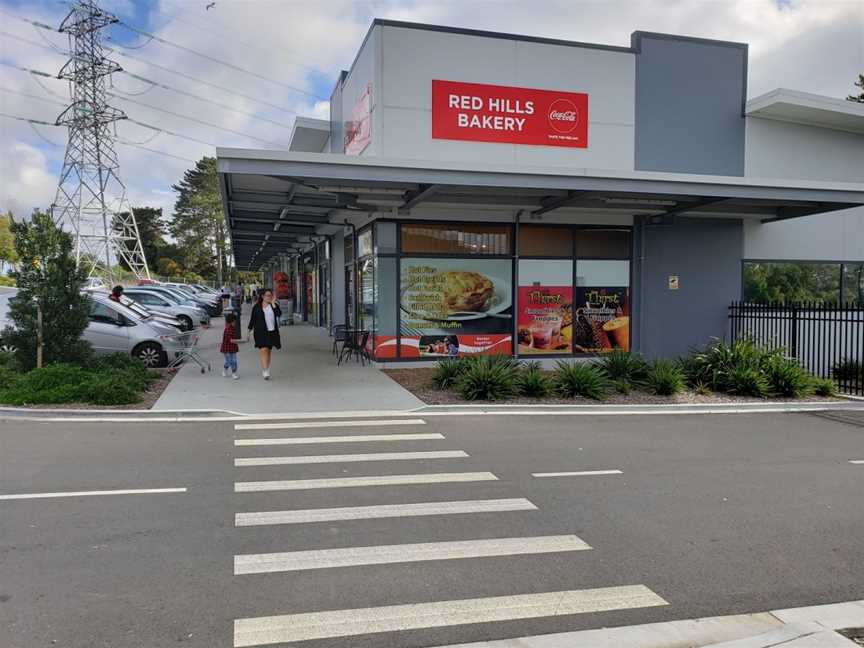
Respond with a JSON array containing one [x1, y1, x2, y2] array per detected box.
[[247, 288, 281, 380]]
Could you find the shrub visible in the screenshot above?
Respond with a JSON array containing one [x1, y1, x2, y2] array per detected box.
[[0, 365, 21, 390], [553, 361, 609, 400], [763, 356, 812, 398], [693, 380, 712, 396], [613, 379, 632, 395], [726, 366, 770, 398], [517, 361, 552, 398], [811, 377, 837, 397], [455, 354, 519, 401], [598, 350, 647, 383], [643, 359, 685, 396], [80, 375, 142, 406], [431, 359, 463, 389]]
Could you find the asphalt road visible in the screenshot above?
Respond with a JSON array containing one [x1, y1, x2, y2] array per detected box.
[[1, 410, 862, 648]]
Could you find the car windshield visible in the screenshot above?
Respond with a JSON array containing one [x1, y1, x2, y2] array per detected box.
[[96, 296, 147, 323], [117, 295, 153, 320], [140, 289, 182, 305]]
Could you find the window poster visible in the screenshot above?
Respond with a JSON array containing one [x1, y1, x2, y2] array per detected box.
[[398, 258, 512, 357], [572, 287, 630, 352], [517, 260, 573, 355], [574, 260, 630, 353]]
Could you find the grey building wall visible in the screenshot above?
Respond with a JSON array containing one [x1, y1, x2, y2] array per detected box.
[[378, 23, 636, 169], [743, 117, 864, 262], [329, 71, 345, 154], [636, 218, 743, 358], [331, 233, 346, 326], [633, 32, 747, 176]]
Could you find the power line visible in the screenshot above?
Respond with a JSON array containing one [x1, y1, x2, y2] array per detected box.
[[0, 85, 66, 108], [125, 118, 217, 147], [3, 29, 304, 128], [0, 111, 204, 163], [107, 47, 306, 115], [134, 0, 327, 74], [113, 20, 325, 100], [107, 90, 289, 147]]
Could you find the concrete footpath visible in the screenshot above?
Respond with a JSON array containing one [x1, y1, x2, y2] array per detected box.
[[436, 600, 864, 647], [152, 318, 423, 413]]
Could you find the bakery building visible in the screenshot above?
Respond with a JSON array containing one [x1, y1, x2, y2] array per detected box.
[[217, 20, 864, 362]]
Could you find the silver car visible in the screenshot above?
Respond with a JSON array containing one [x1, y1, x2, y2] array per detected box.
[[135, 285, 216, 315], [86, 295, 186, 367], [123, 288, 209, 331], [0, 289, 184, 368]]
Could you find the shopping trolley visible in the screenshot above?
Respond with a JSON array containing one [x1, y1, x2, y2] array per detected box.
[[166, 330, 211, 374]]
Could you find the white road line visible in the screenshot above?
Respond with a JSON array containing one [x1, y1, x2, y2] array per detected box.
[[235, 498, 537, 527], [0, 487, 187, 501], [234, 450, 467, 467], [233, 585, 669, 646], [234, 418, 426, 431], [234, 432, 444, 446], [850, 460, 864, 464], [532, 470, 623, 477], [234, 534, 591, 575], [235, 472, 497, 492]]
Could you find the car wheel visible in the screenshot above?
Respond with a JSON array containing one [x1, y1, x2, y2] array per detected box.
[[178, 315, 193, 331], [133, 342, 163, 368]]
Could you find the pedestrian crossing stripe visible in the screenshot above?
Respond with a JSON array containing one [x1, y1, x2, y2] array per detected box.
[[235, 498, 537, 527], [234, 450, 467, 467], [234, 432, 444, 446], [233, 585, 669, 646], [235, 472, 498, 492], [234, 535, 592, 574]]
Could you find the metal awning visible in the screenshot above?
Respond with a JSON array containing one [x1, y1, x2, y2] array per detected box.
[[217, 148, 864, 270]]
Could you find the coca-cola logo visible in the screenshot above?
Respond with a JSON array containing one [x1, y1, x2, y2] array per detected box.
[[548, 98, 579, 133]]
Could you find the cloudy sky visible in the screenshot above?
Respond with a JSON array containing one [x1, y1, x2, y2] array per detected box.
[[0, 0, 861, 221]]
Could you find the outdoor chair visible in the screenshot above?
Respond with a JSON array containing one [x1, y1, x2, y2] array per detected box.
[[331, 324, 347, 356]]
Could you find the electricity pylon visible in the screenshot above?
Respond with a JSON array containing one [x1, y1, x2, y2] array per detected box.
[[50, 0, 150, 281]]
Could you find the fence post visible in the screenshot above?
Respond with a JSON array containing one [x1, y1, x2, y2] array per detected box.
[[790, 302, 799, 358]]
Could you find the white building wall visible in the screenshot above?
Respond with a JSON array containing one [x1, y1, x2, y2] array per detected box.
[[744, 117, 864, 261], [339, 26, 382, 157], [378, 25, 636, 170]]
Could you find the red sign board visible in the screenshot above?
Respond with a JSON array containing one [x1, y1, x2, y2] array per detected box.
[[344, 83, 372, 155], [432, 80, 588, 148]]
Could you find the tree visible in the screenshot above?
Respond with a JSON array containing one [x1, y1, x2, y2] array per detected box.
[[170, 157, 226, 283], [112, 207, 167, 272], [848, 73, 864, 103], [743, 262, 841, 303], [0, 211, 18, 272], [3, 211, 92, 369]]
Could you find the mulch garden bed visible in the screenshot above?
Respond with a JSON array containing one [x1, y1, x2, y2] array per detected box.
[[383, 367, 843, 406]]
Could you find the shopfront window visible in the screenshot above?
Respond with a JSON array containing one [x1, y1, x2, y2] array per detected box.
[[518, 226, 572, 257], [517, 259, 573, 354], [399, 257, 513, 357], [401, 223, 511, 255], [575, 229, 631, 258], [573, 259, 631, 352]]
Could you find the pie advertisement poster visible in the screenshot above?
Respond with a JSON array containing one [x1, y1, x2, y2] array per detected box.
[[572, 287, 630, 353], [517, 285, 573, 354], [399, 258, 512, 356]]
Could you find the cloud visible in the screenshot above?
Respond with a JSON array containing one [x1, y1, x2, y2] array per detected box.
[[0, 0, 861, 223], [0, 142, 56, 216]]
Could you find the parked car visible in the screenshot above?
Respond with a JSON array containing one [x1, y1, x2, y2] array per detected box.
[[140, 284, 221, 317], [82, 288, 185, 332], [86, 294, 185, 367], [0, 289, 184, 367], [123, 288, 209, 331]]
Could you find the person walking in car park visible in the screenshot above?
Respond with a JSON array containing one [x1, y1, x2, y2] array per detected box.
[[220, 312, 244, 379], [247, 288, 281, 380]]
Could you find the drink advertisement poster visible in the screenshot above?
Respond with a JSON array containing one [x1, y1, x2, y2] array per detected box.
[[517, 285, 573, 354], [398, 258, 512, 357], [571, 287, 630, 353]]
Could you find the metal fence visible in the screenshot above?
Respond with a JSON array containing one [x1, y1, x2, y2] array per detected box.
[[728, 301, 864, 396]]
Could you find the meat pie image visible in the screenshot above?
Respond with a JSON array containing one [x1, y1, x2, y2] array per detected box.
[[440, 271, 494, 313]]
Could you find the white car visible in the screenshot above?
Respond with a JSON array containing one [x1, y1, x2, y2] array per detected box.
[[123, 288, 209, 331]]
